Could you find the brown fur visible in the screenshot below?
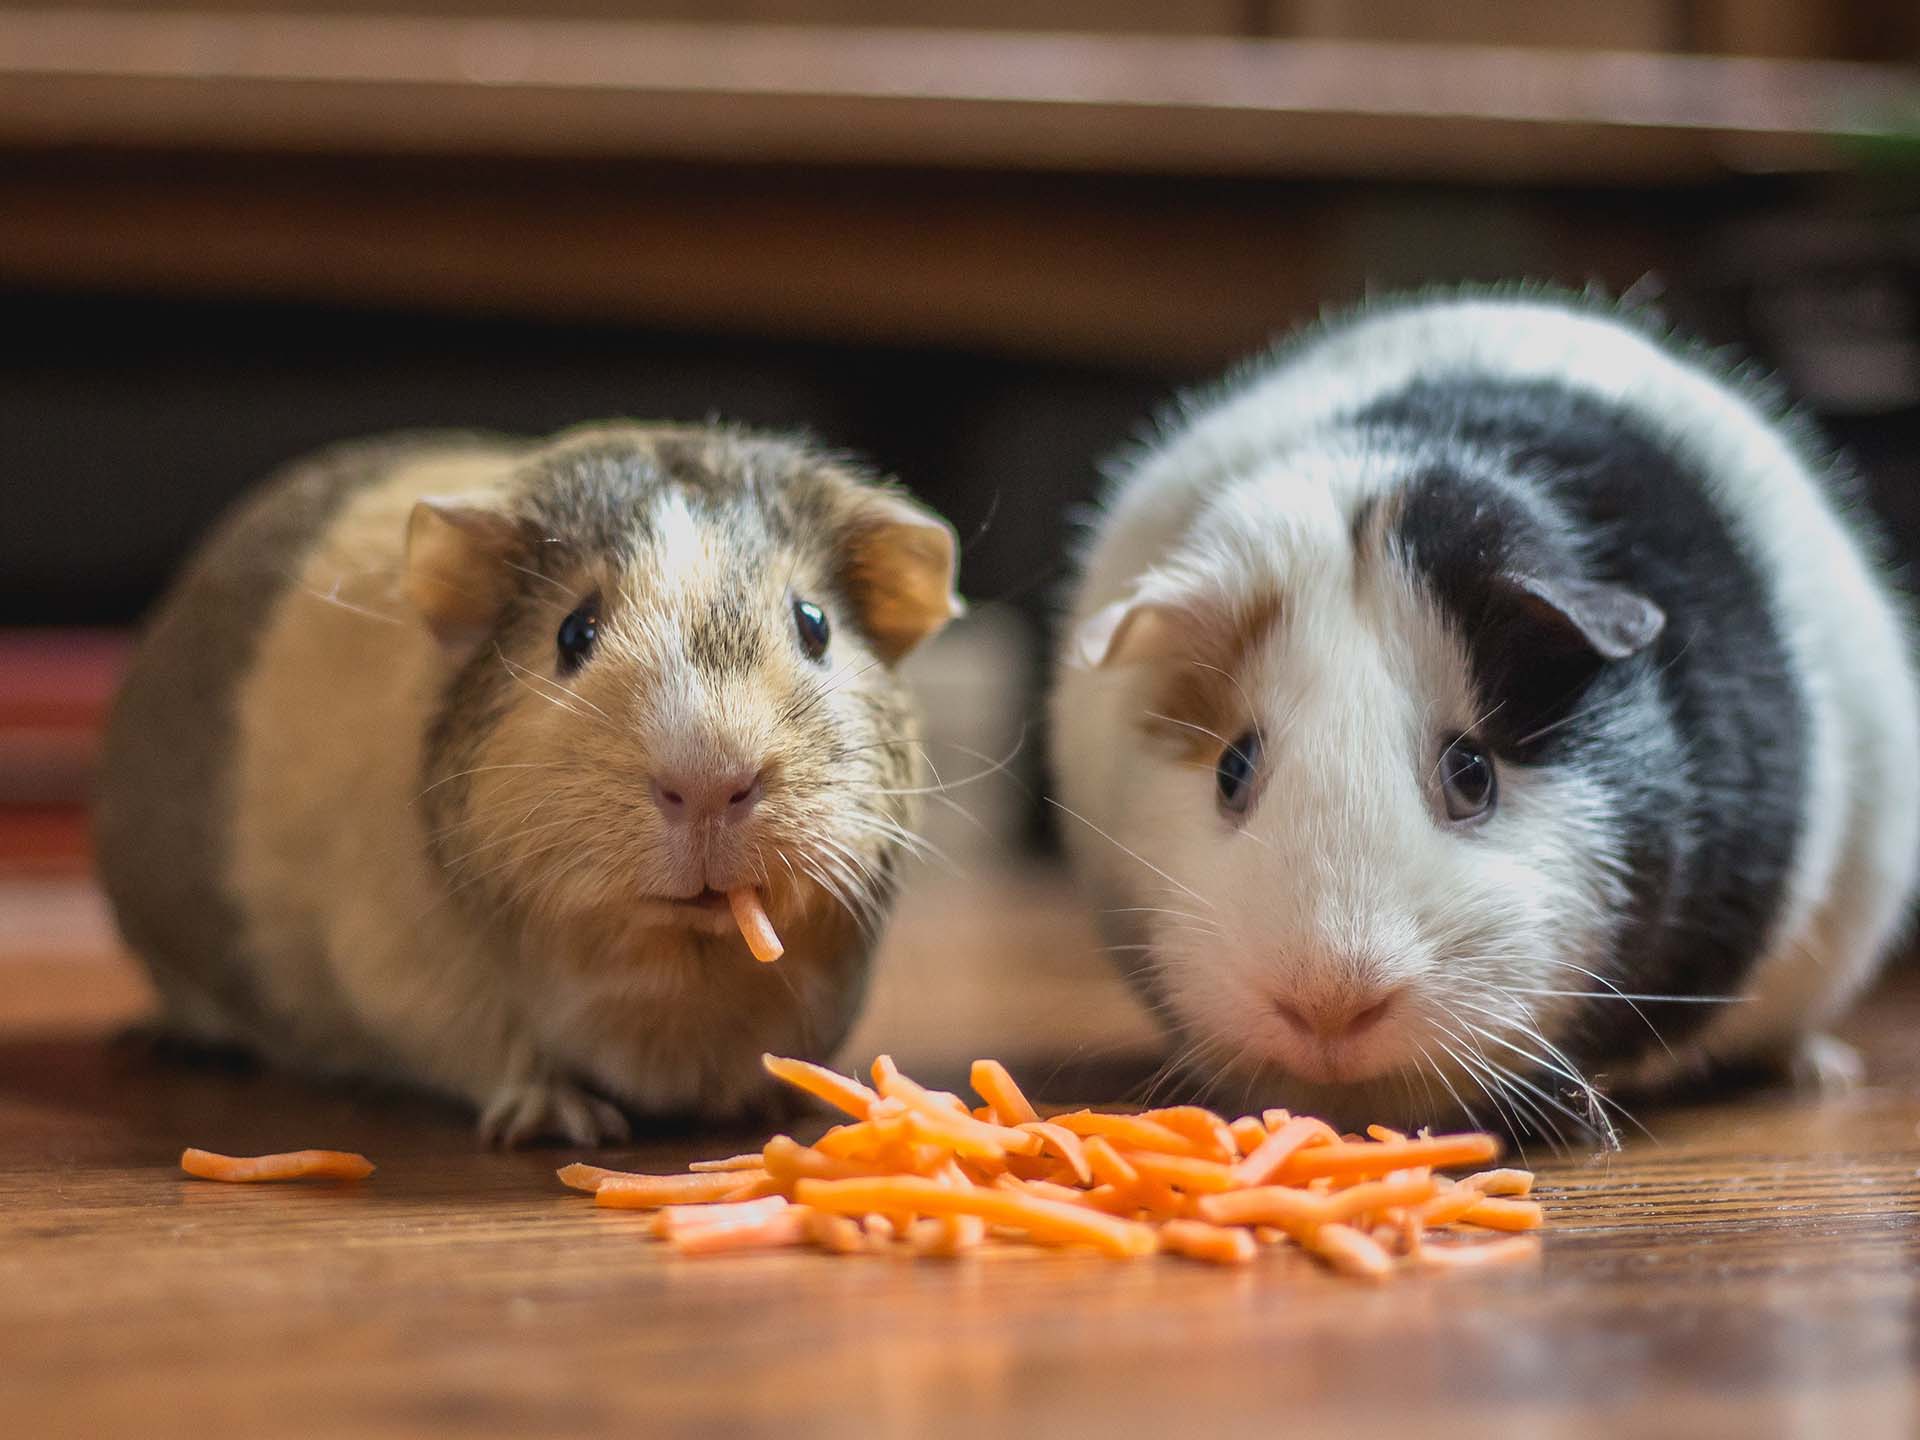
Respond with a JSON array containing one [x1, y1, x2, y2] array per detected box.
[[95, 422, 958, 1145], [1141, 591, 1283, 766]]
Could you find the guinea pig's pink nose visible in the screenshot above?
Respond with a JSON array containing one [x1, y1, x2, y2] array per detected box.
[[1272, 987, 1398, 1043], [650, 768, 765, 825]]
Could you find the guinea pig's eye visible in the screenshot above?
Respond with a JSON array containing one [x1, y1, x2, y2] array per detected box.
[[555, 597, 600, 676], [1438, 734, 1497, 825], [792, 596, 830, 662], [1215, 730, 1262, 816]]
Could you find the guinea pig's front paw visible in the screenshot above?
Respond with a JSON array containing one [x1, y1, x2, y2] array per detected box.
[[1790, 1033, 1865, 1095], [479, 1074, 632, 1149]]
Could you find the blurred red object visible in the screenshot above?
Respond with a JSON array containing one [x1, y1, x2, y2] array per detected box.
[[0, 629, 128, 872]]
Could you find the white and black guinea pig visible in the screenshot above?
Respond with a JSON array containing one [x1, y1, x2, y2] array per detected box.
[[96, 424, 960, 1146], [1050, 288, 1919, 1146]]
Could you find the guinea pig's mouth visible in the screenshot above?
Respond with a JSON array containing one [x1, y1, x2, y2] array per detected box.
[[631, 884, 786, 958]]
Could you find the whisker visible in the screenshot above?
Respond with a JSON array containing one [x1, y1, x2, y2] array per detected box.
[[1045, 798, 1215, 913], [1500, 987, 1746, 1005]]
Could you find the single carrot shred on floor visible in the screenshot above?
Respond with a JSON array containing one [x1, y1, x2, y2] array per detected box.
[[180, 1148, 373, 1183], [728, 886, 783, 963], [555, 1053, 1543, 1279]]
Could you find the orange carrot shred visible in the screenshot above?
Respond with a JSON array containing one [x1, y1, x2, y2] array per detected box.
[[595, 1171, 766, 1208], [1309, 1222, 1394, 1280], [1460, 1168, 1535, 1197], [1019, 1121, 1093, 1186], [969, 1059, 1041, 1126], [1049, 1111, 1208, 1158], [872, 1056, 1042, 1156], [556, 1162, 642, 1193], [180, 1148, 373, 1183], [806, 1210, 865, 1254], [1271, 1133, 1500, 1184], [1142, 1107, 1239, 1163], [1160, 1219, 1258, 1266], [1456, 1197, 1545, 1232], [670, 1204, 809, 1255], [1082, 1135, 1141, 1192], [1228, 1116, 1339, 1187], [719, 1173, 784, 1203], [1228, 1116, 1269, 1155], [655, 1195, 789, 1238], [1122, 1150, 1240, 1194], [759, 1054, 878, 1120]]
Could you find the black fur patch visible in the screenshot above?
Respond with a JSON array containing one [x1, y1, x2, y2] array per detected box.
[[1367, 378, 1810, 1070]]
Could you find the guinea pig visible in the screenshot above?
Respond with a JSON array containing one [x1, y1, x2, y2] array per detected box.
[[1049, 287, 1919, 1147], [95, 422, 961, 1146]]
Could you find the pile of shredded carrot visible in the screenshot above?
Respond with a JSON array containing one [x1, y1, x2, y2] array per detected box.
[[556, 1054, 1544, 1277]]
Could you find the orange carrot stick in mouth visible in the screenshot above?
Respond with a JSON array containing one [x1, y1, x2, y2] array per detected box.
[[728, 886, 784, 963]]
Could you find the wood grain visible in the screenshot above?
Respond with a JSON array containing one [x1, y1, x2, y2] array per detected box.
[[0, 154, 1682, 371], [2, 870, 1918, 1438], [2, 11, 1915, 181]]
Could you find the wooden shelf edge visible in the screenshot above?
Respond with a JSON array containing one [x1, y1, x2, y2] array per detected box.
[[1, 12, 1916, 180]]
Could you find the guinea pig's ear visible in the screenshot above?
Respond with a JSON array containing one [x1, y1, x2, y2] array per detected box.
[[405, 496, 524, 648], [1496, 571, 1665, 661], [839, 492, 964, 663], [1071, 597, 1183, 669]]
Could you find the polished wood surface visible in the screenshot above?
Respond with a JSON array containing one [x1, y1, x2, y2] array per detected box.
[[2, 868, 1918, 1438], [3, 10, 1916, 181]]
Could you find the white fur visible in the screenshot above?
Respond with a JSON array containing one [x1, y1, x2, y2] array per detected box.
[[1052, 293, 1919, 1125]]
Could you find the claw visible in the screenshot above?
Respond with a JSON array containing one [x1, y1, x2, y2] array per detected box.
[[1792, 1033, 1864, 1094], [478, 1075, 631, 1148]]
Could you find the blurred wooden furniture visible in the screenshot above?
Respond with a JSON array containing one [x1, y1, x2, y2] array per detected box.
[[1, 3, 1917, 372]]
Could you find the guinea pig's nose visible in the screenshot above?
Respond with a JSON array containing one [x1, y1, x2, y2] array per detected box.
[[650, 768, 765, 825], [1272, 987, 1398, 1044]]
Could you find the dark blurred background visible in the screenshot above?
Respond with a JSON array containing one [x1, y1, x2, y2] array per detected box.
[[3, 0, 1920, 863]]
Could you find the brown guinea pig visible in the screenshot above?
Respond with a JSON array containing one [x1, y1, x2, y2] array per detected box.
[[94, 423, 961, 1145]]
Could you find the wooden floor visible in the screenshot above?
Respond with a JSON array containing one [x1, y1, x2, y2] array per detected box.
[[3, 868, 1919, 1439]]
